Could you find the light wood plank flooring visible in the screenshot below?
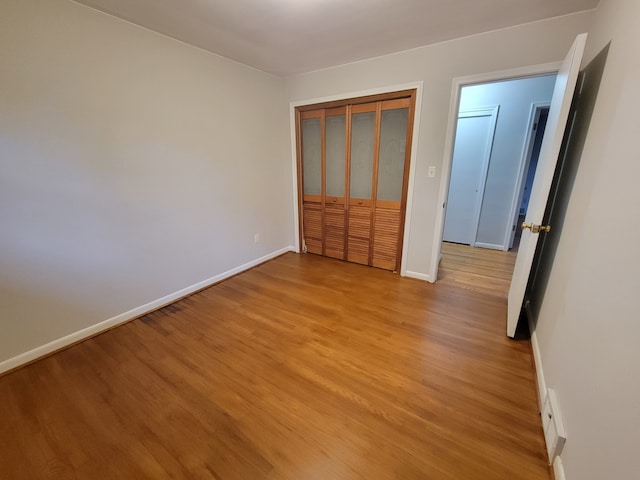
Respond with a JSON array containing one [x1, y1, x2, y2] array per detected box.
[[0, 252, 547, 479], [438, 242, 517, 298]]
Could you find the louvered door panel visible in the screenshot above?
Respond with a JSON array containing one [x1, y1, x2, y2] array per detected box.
[[347, 204, 371, 265], [297, 91, 415, 273], [324, 201, 345, 259], [372, 207, 401, 271], [303, 202, 323, 254]]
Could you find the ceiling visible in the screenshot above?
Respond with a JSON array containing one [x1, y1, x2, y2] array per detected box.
[[73, 0, 598, 77]]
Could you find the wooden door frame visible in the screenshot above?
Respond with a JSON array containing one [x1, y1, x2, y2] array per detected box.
[[289, 82, 424, 277], [430, 63, 562, 283]]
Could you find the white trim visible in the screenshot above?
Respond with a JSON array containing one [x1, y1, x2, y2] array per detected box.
[[530, 330, 548, 411], [404, 270, 433, 282], [0, 246, 295, 375], [504, 102, 551, 251], [448, 62, 562, 90], [473, 242, 504, 251], [289, 105, 302, 253], [400, 83, 424, 277], [526, 302, 547, 410], [527, 307, 557, 473], [288, 82, 424, 110], [429, 61, 562, 282], [458, 106, 499, 117], [553, 456, 567, 480], [288, 81, 425, 276]]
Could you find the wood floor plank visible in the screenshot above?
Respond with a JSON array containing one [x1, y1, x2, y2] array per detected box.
[[438, 241, 517, 298], [0, 252, 548, 479]]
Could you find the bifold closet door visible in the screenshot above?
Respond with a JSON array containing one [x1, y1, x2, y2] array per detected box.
[[347, 103, 377, 265], [372, 99, 411, 270], [324, 108, 347, 259], [298, 91, 414, 272], [301, 110, 323, 255]]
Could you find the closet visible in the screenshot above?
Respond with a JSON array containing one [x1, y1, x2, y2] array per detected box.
[[296, 90, 416, 272]]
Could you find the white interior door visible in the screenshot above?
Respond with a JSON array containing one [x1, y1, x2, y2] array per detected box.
[[443, 107, 498, 245], [507, 33, 587, 337]]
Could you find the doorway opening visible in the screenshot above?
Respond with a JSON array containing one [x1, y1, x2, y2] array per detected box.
[[438, 75, 555, 296], [430, 34, 586, 337]]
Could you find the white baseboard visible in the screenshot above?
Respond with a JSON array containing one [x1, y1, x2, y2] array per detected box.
[[473, 242, 504, 250], [526, 304, 548, 411], [0, 246, 295, 375], [530, 329, 548, 411], [553, 456, 566, 480], [404, 270, 433, 283], [527, 307, 572, 476]]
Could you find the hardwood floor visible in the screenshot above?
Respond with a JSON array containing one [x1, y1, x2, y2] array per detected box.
[[438, 242, 517, 298], [0, 253, 548, 479]]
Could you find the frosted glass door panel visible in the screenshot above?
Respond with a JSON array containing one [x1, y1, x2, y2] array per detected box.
[[325, 115, 346, 197], [377, 108, 408, 202], [302, 118, 321, 196], [350, 112, 376, 199]]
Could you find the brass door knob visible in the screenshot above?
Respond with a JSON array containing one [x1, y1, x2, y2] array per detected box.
[[522, 222, 551, 233]]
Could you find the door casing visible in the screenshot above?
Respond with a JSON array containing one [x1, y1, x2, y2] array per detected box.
[[431, 62, 563, 283], [289, 82, 424, 277]]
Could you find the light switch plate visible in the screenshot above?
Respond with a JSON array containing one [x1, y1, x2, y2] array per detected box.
[[428, 166, 436, 177]]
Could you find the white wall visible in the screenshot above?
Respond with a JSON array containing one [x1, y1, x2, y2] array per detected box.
[[532, 0, 640, 478], [458, 76, 556, 249], [285, 11, 593, 279], [0, 0, 293, 366]]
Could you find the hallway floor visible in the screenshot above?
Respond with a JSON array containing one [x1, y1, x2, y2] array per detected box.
[[438, 242, 517, 298]]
